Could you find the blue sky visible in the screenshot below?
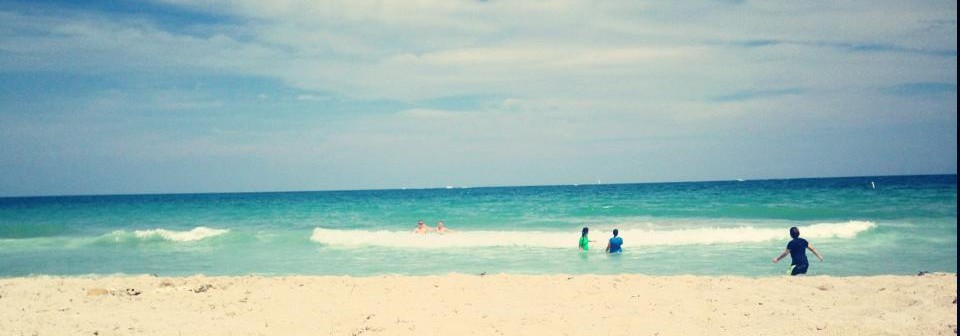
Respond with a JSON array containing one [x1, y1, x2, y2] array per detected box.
[[0, 0, 956, 196]]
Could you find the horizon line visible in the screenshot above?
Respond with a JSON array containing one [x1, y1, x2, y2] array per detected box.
[[1, 173, 955, 199]]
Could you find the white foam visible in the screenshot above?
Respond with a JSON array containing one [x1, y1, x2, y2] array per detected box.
[[133, 227, 230, 242], [625, 220, 875, 245], [310, 221, 876, 249]]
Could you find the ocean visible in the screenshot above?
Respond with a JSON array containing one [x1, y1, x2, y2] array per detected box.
[[1, 175, 955, 277]]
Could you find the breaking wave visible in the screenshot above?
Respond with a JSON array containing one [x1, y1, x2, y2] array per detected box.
[[310, 221, 876, 248]]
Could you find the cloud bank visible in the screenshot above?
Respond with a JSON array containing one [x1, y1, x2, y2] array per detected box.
[[0, 0, 956, 195]]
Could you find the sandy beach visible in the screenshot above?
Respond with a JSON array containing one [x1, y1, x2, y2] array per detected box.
[[0, 273, 955, 336]]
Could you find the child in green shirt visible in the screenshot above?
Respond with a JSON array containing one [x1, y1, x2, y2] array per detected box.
[[578, 227, 594, 251]]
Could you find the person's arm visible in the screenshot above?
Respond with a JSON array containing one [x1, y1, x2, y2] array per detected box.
[[605, 241, 611, 253], [773, 249, 789, 263], [807, 244, 824, 261]]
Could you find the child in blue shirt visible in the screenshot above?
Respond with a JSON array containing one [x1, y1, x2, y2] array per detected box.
[[773, 226, 824, 275], [605, 229, 623, 253]]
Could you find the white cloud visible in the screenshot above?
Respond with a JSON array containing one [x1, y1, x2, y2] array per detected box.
[[3, 2, 955, 104], [398, 108, 460, 120], [296, 94, 328, 101], [0, 1, 955, 194]]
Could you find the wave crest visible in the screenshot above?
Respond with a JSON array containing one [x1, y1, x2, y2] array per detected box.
[[310, 221, 876, 249], [130, 226, 230, 242]]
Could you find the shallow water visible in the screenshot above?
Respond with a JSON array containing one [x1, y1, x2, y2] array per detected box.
[[1, 175, 955, 277]]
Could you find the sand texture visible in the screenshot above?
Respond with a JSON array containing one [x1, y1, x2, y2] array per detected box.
[[0, 273, 955, 335]]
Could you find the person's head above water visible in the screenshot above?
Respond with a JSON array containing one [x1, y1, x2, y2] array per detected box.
[[790, 226, 800, 239], [581, 227, 589, 237], [437, 221, 445, 228], [417, 221, 425, 227], [612, 228, 619, 237]]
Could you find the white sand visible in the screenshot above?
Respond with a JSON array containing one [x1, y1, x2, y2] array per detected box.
[[0, 273, 955, 335]]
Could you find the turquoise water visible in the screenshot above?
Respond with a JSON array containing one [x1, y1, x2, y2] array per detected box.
[[1, 175, 955, 277]]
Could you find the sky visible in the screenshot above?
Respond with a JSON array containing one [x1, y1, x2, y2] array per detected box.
[[0, 0, 956, 196]]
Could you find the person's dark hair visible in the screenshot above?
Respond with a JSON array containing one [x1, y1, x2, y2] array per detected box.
[[789, 226, 800, 239], [612, 228, 619, 237], [581, 227, 589, 237]]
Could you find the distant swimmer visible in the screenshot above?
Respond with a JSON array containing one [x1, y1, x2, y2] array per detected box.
[[578, 227, 595, 251], [413, 220, 433, 234], [605, 228, 623, 253], [773, 226, 824, 276], [436, 221, 453, 234]]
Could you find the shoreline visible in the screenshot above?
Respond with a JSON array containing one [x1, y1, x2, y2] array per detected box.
[[1, 271, 956, 279], [1, 273, 955, 335]]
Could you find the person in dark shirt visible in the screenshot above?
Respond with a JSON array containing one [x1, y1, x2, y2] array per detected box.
[[773, 226, 824, 275]]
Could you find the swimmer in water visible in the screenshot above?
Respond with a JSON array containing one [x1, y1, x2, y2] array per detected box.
[[436, 221, 453, 234], [578, 227, 595, 251], [605, 228, 623, 253], [413, 220, 433, 234]]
